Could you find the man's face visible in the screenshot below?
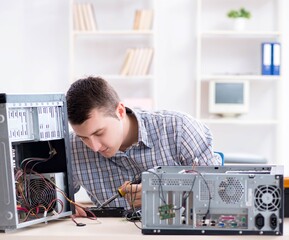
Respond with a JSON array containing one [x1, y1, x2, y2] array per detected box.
[[71, 107, 125, 158]]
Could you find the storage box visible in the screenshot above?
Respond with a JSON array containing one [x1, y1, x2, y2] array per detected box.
[[285, 177, 289, 218]]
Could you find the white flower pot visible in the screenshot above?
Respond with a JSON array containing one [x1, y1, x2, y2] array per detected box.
[[233, 18, 247, 31]]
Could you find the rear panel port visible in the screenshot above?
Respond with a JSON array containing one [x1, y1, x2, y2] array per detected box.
[[255, 213, 265, 229], [269, 213, 278, 229]]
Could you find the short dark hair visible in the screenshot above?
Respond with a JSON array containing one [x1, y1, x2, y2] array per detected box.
[[66, 76, 120, 124]]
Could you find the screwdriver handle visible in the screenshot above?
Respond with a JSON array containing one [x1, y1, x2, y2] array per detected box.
[[117, 188, 126, 197], [98, 177, 142, 208], [117, 177, 141, 197]]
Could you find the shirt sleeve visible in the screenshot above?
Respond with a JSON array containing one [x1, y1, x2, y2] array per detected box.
[[73, 176, 81, 193], [178, 115, 221, 166]]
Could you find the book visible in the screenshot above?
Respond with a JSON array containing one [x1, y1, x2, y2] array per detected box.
[[142, 9, 154, 30], [147, 9, 154, 29], [138, 10, 146, 30], [261, 42, 272, 75], [272, 42, 281, 75], [73, 3, 80, 31], [81, 3, 90, 31], [120, 49, 134, 76], [133, 9, 153, 30], [75, 3, 86, 31], [127, 48, 140, 76], [131, 48, 145, 75], [139, 48, 154, 75], [133, 10, 141, 30], [120, 47, 154, 76], [86, 3, 97, 31], [73, 3, 97, 31]]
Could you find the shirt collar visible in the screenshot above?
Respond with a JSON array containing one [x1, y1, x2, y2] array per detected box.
[[126, 107, 152, 148]]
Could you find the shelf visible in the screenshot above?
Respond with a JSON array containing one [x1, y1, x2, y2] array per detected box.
[[73, 30, 154, 36], [97, 74, 154, 80], [196, 0, 281, 164], [71, 75, 154, 83], [201, 30, 281, 38], [202, 118, 279, 125], [70, 0, 156, 108], [201, 74, 281, 81]]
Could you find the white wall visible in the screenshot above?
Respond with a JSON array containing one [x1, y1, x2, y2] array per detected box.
[[0, 0, 288, 175], [0, 0, 197, 112], [155, 0, 197, 115], [0, 0, 70, 93]]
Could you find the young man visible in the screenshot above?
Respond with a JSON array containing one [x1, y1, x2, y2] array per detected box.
[[66, 76, 220, 216]]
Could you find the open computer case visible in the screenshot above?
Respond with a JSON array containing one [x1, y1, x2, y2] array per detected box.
[[0, 93, 74, 232], [142, 165, 284, 235]]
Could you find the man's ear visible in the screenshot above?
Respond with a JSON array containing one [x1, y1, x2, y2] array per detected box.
[[116, 102, 126, 119]]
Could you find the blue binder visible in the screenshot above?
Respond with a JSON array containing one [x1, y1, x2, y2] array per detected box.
[[272, 42, 281, 75], [261, 42, 272, 75]]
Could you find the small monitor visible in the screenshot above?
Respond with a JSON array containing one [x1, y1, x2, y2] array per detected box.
[[209, 80, 249, 117]]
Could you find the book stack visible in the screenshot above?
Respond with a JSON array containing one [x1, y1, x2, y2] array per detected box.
[[120, 48, 154, 76], [133, 9, 154, 30], [261, 42, 281, 75], [73, 3, 97, 31]]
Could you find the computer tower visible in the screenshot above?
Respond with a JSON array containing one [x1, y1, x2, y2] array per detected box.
[[0, 93, 74, 232], [285, 177, 289, 218], [142, 165, 284, 235]]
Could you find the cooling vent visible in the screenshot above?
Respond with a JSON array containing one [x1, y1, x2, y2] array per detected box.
[[218, 177, 244, 204], [200, 179, 215, 201], [254, 185, 281, 211], [150, 178, 195, 186], [28, 177, 56, 211]]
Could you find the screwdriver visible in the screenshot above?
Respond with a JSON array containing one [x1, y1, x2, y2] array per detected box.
[[97, 177, 141, 209]]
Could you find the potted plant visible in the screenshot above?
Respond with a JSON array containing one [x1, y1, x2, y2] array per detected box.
[[227, 8, 251, 31]]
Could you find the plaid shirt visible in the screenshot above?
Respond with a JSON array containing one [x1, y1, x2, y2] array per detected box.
[[70, 108, 220, 208]]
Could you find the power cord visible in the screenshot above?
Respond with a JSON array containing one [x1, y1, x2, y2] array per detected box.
[[71, 215, 86, 227]]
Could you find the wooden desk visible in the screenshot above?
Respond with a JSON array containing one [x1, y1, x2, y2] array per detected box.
[[0, 217, 288, 240]]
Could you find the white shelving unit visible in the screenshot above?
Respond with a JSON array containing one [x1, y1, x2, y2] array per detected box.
[[69, 0, 156, 110], [196, 0, 282, 164]]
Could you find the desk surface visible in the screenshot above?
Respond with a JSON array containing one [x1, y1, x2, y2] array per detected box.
[[1, 218, 288, 240]]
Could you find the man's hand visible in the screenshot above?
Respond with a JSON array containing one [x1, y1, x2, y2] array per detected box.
[[73, 204, 87, 217], [119, 181, 142, 208]]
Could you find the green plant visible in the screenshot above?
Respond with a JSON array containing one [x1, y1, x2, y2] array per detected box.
[[227, 8, 251, 19]]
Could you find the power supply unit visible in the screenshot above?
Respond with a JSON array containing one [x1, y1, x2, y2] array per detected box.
[[141, 165, 284, 235], [0, 93, 74, 232]]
